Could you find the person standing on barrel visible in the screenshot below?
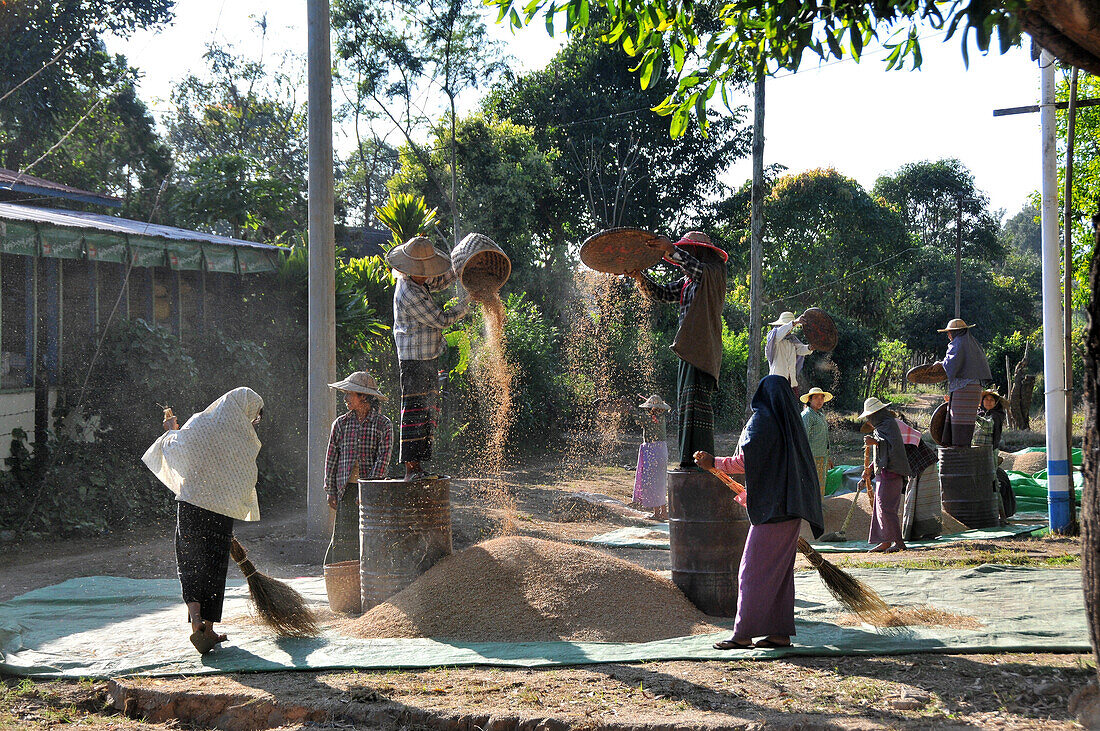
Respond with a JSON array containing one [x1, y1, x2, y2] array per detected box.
[[324, 371, 393, 564], [766, 311, 814, 398], [936, 318, 991, 446], [694, 375, 824, 649], [387, 237, 470, 481], [627, 231, 728, 470], [859, 397, 912, 553]]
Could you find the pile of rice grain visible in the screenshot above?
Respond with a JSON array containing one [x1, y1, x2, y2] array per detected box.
[[1008, 450, 1047, 476], [351, 536, 723, 642]]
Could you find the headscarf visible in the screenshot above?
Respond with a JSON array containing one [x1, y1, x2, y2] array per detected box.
[[738, 375, 824, 537], [142, 387, 264, 521], [869, 409, 912, 477]]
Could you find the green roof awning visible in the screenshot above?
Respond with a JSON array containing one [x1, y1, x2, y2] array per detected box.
[[0, 220, 37, 256], [85, 232, 128, 263], [128, 236, 165, 268], [236, 247, 278, 274], [204, 244, 237, 273], [39, 226, 84, 260], [164, 240, 203, 271]]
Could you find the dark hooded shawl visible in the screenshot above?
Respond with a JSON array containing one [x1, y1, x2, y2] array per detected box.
[[739, 375, 825, 537], [870, 409, 912, 477]]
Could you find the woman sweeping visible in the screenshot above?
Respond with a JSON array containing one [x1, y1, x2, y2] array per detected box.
[[695, 374, 824, 650], [142, 387, 265, 654], [859, 397, 912, 553]]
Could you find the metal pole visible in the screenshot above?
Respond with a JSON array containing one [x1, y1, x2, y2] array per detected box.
[[745, 72, 765, 416], [1064, 67, 1079, 514], [307, 0, 337, 538], [1040, 50, 1073, 534]]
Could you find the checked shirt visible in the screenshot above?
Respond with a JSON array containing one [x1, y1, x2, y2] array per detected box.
[[324, 409, 393, 498], [393, 270, 469, 361], [635, 246, 708, 325]]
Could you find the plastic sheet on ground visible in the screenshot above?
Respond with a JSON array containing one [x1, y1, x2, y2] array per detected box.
[[0, 566, 1086, 678], [581, 522, 1045, 552]]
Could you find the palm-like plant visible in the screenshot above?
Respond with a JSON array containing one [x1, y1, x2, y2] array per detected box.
[[374, 192, 440, 250]]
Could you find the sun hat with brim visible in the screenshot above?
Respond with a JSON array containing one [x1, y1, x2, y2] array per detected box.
[[981, 388, 1008, 408], [385, 236, 452, 278], [858, 397, 893, 420], [328, 371, 388, 401], [638, 394, 672, 411], [799, 387, 834, 404], [663, 231, 729, 264], [937, 318, 975, 332], [769, 311, 797, 327]]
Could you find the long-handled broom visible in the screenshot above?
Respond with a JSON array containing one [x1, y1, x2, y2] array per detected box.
[[703, 465, 896, 626], [230, 537, 320, 637], [819, 442, 874, 542]]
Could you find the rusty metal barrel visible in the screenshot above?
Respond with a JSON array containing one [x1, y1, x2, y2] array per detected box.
[[359, 477, 453, 611], [938, 445, 1000, 529], [667, 469, 749, 617]]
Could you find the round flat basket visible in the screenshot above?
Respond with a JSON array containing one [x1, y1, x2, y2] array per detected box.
[[801, 308, 837, 352], [580, 227, 665, 275], [930, 402, 949, 446], [907, 362, 947, 385], [461, 249, 511, 296]]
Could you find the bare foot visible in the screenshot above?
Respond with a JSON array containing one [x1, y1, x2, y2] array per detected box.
[[869, 542, 892, 553]]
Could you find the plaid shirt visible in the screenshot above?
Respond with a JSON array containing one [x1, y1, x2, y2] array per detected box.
[[324, 409, 393, 498], [393, 270, 469, 360], [635, 246, 708, 325]]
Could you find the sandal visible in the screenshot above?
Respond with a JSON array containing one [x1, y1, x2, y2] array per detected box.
[[712, 638, 753, 650], [189, 628, 217, 655], [753, 637, 792, 649]]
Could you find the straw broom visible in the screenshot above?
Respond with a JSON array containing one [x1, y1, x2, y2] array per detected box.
[[230, 537, 320, 637], [703, 466, 896, 626]]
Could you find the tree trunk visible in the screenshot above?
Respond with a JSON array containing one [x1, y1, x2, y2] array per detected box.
[[1008, 342, 1033, 430], [1082, 211, 1100, 683]]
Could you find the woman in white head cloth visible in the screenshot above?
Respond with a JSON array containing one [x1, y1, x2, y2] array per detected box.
[[142, 387, 264, 653]]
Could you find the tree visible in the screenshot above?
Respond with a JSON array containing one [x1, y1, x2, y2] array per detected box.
[[332, 0, 506, 240], [0, 0, 173, 169], [486, 30, 750, 234], [165, 42, 307, 241], [873, 158, 1003, 317], [486, 0, 1027, 134], [1002, 203, 1042, 257], [760, 168, 909, 327]]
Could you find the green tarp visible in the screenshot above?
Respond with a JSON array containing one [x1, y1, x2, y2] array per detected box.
[[582, 523, 1046, 552], [0, 566, 1085, 678]]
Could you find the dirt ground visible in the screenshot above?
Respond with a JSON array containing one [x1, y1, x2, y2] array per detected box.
[[0, 427, 1093, 730]]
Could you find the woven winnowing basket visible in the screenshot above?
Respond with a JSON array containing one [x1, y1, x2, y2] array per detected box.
[[462, 249, 511, 294], [324, 560, 362, 614]]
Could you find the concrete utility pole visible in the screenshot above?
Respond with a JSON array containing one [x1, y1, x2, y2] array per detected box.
[[745, 72, 765, 416], [1039, 49, 1073, 534], [306, 0, 337, 538], [954, 196, 963, 319]]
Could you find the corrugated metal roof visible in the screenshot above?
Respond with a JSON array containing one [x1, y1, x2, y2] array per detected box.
[[0, 168, 122, 208], [0, 202, 282, 251]]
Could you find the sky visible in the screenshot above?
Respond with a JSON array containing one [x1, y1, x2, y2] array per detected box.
[[105, 0, 1048, 219]]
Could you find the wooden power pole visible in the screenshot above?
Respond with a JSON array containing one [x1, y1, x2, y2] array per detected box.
[[745, 72, 765, 416]]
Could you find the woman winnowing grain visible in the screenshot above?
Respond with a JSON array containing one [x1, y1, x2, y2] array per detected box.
[[142, 387, 264, 655], [694, 374, 824, 650]]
